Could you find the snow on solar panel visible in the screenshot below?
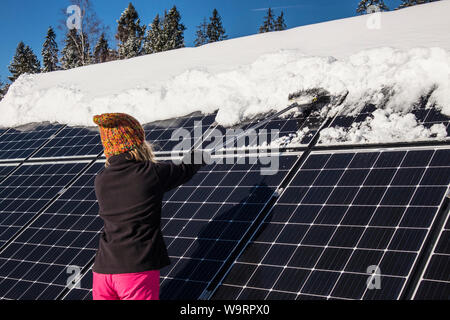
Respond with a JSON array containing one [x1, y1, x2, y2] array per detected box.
[[31, 126, 103, 159], [321, 104, 450, 144], [0, 161, 103, 300], [0, 163, 18, 183], [0, 124, 63, 161], [412, 105, 450, 136], [413, 188, 450, 300], [211, 146, 450, 300], [212, 110, 325, 152]]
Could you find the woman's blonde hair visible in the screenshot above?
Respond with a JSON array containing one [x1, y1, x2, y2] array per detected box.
[[105, 141, 157, 167]]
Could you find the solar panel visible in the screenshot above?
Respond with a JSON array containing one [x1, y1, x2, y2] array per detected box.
[[157, 154, 298, 300], [211, 147, 450, 300], [413, 193, 450, 300], [0, 105, 447, 301], [31, 126, 103, 159], [0, 163, 18, 183], [145, 113, 216, 154], [0, 161, 103, 300], [0, 124, 63, 161], [0, 161, 90, 252]]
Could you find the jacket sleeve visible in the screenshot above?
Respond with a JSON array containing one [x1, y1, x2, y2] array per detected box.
[[153, 150, 208, 192]]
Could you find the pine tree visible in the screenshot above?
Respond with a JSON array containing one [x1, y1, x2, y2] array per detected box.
[[108, 49, 119, 61], [93, 33, 110, 63], [42, 27, 59, 72], [259, 8, 276, 33], [61, 29, 82, 69], [60, 27, 92, 70], [161, 6, 186, 51], [8, 42, 41, 82], [194, 18, 208, 47], [397, 0, 439, 9], [206, 9, 227, 43], [144, 14, 164, 54], [357, 0, 389, 14], [116, 2, 146, 59], [274, 11, 287, 31], [0, 80, 10, 102]]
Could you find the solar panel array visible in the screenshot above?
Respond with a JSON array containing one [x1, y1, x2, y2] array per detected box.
[[211, 148, 450, 300], [0, 103, 448, 300]]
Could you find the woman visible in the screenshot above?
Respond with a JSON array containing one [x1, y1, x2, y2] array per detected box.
[[92, 113, 205, 300]]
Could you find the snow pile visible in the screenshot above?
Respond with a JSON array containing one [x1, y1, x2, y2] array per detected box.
[[319, 109, 448, 144], [2, 47, 449, 129], [0, 0, 449, 130]]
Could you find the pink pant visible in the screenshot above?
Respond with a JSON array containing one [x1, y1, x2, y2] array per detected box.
[[92, 270, 160, 300]]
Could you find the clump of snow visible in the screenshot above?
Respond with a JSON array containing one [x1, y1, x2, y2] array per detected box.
[[0, 0, 449, 130], [319, 109, 448, 144]]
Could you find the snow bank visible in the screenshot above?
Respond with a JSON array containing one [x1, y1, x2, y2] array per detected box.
[[2, 47, 449, 129], [0, 1, 449, 129]]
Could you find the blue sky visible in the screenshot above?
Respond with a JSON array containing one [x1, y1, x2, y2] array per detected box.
[[0, 0, 402, 81]]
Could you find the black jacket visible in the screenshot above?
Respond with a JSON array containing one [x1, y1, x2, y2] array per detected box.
[[92, 152, 203, 274]]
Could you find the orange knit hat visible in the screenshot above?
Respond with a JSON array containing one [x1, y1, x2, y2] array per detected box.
[[93, 113, 145, 158]]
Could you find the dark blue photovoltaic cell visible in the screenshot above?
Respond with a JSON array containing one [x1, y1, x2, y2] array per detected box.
[[212, 148, 450, 300], [0, 162, 103, 300], [32, 127, 103, 158], [414, 204, 450, 300], [0, 124, 63, 160]]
